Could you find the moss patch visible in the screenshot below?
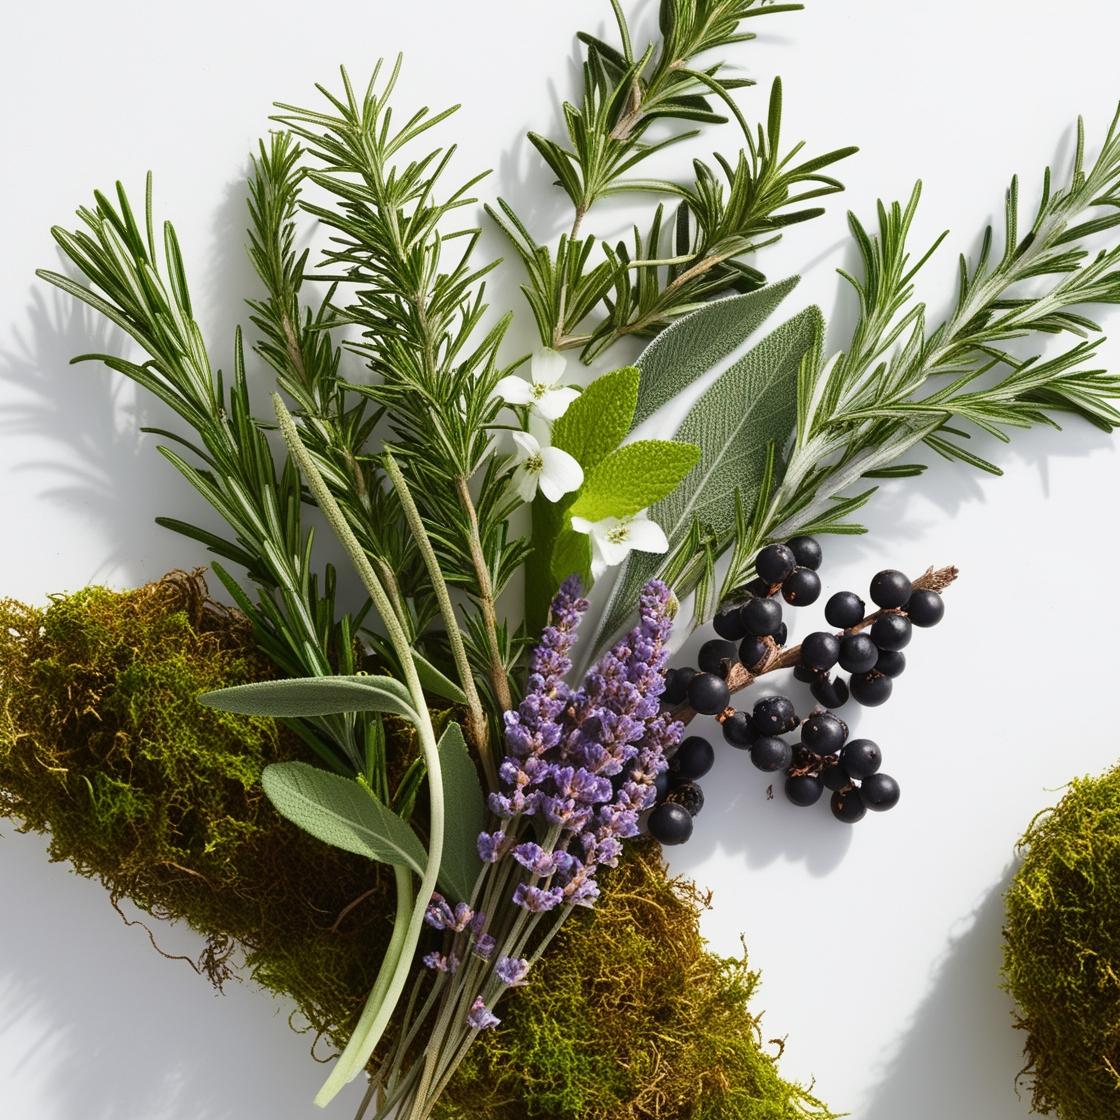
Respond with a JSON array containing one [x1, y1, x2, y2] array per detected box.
[[0, 571, 395, 1048], [439, 842, 838, 1120], [0, 573, 836, 1118], [1003, 764, 1120, 1119]]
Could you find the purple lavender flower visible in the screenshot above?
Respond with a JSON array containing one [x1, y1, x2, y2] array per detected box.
[[477, 830, 506, 863], [511, 842, 557, 877], [471, 933, 496, 960], [422, 951, 460, 973], [424, 894, 475, 932], [512, 883, 564, 912], [495, 956, 530, 986], [466, 997, 501, 1030]]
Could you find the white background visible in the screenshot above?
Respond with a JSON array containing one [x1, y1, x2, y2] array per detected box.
[[3, 2, 1119, 1117]]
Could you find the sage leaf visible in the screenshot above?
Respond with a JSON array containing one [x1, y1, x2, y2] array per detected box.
[[552, 365, 640, 470], [568, 440, 700, 522], [199, 674, 418, 723], [411, 653, 468, 705], [632, 277, 800, 426], [434, 723, 485, 903], [550, 525, 593, 587], [594, 306, 822, 648], [261, 761, 427, 876]]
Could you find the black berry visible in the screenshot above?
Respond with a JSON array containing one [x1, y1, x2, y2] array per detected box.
[[741, 596, 783, 637], [831, 787, 867, 823], [699, 638, 739, 677], [821, 762, 850, 791], [662, 667, 696, 706], [713, 604, 749, 641], [787, 535, 823, 571], [773, 622, 788, 647], [875, 649, 906, 678], [738, 636, 771, 670], [743, 576, 771, 598], [801, 711, 848, 755], [785, 774, 824, 806], [850, 671, 893, 707], [811, 674, 850, 709], [870, 613, 912, 652], [756, 543, 797, 584], [647, 802, 694, 844], [801, 631, 841, 671], [793, 664, 818, 684], [668, 781, 705, 816], [906, 589, 945, 627], [751, 736, 794, 772], [782, 567, 821, 606], [862, 772, 901, 811], [825, 591, 866, 629], [653, 769, 672, 802], [688, 672, 730, 715], [752, 695, 798, 736], [721, 712, 755, 749], [870, 569, 912, 609], [839, 633, 878, 673], [839, 738, 881, 779], [676, 736, 716, 779]]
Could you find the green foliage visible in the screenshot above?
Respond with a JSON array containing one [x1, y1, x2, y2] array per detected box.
[[261, 762, 429, 877], [568, 439, 701, 521], [203, 675, 421, 721], [0, 573, 397, 1046], [490, 2, 853, 359], [433, 723, 485, 904], [552, 365, 641, 470], [438, 841, 838, 1120], [1003, 763, 1120, 1120]]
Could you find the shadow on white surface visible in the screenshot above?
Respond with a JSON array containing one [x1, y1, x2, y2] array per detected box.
[[0, 828, 365, 1120], [859, 867, 1032, 1120]]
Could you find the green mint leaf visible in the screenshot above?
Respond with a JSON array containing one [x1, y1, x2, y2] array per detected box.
[[632, 277, 800, 426], [568, 440, 700, 522], [262, 761, 427, 875], [553, 365, 640, 470], [199, 674, 418, 723], [434, 722, 485, 903]]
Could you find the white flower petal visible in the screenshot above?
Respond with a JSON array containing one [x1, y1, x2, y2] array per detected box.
[[589, 550, 609, 580], [623, 516, 669, 556], [511, 430, 540, 461], [494, 375, 534, 406], [596, 532, 634, 569], [530, 349, 567, 388], [512, 466, 540, 503], [535, 386, 580, 421], [537, 447, 584, 502], [569, 516, 594, 536]]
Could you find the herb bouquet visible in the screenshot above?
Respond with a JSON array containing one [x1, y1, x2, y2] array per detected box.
[[20, 1, 1120, 1117]]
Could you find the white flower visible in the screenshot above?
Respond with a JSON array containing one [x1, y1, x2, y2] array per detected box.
[[510, 430, 584, 503], [570, 511, 670, 578], [494, 349, 580, 421]]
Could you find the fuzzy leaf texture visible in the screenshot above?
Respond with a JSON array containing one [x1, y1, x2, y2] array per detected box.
[[568, 440, 701, 522], [631, 277, 800, 425], [261, 761, 427, 876], [552, 365, 641, 470], [434, 722, 486, 904], [594, 304, 820, 650], [200, 675, 419, 723]]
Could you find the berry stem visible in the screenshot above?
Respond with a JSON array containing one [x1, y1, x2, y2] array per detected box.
[[672, 565, 959, 727]]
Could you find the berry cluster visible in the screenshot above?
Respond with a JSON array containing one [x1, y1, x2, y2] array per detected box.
[[646, 536, 950, 842]]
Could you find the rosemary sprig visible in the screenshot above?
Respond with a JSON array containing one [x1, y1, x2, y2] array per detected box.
[[36, 179, 373, 775], [273, 62, 529, 719], [490, 0, 855, 360], [705, 109, 1120, 613]]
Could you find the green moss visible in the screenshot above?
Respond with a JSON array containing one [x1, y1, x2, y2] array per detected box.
[[0, 572, 397, 1046], [1003, 764, 1120, 1119], [439, 843, 839, 1120], [0, 572, 836, 1118]]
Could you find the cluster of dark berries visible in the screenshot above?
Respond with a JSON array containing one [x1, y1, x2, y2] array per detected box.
[[648, 537, 948, 838], [794, 567, 945, 710], [661, 535, 824, 719]]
